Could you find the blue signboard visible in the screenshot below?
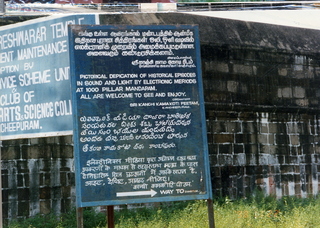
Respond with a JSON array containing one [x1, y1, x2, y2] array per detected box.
[[0, 14, 97, 140], [69, 25, 212, 207]]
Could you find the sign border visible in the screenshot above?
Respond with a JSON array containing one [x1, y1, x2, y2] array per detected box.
[[69, 24, 212, 207]]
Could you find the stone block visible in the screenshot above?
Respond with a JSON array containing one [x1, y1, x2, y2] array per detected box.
[[52, 186, 61, 199], [258, 134, 269, 144], [2, 139, 26, 146], [61, 199, 72, 213], [2, 146, 20, 160], [208, 144, 218, 155], [40, 187, 51, 199], [209, 154, 218, 165], [259, 123, 269, 134], [287, 123, 299, 134], [299, 135, 312, 144], [260, 144, 271, 154], [226, 122, 242, 133], [239, 112, 257, 121], [209, 80, 227, 92], [276, 145, 290, 155], [218, 154, 233, 165], [219, 144, 233, 154], [24, 145, 50, 159], [249, 134, 258, 144], [302, 144, 314, 154], [60, 145, 74, 159], [244, 144, 258, 154], [17, 201, 29, 218], [30, 138, 46, 145], [289, 135, 300, 146], [276, 134, 289, 145], [290, 146, 301, 155], [227, 80, 239, 93], [60, 160, 72, 172], [40, 160, 51, 172], [278, 87, 292, 98], [295, 99, 309, 106], [214, 134, 234, 144], [277, 123, 287, 134], [2, 174, 8, 188], [277, 155, 285, 164], [68, 173, 75, 185], [288, 155, 298, 164], [234, 144, 244, 154], [293, 86, 306, 98], [294, 183, 302, 195], [211, 167, 221, 177], [212, 178, 222, 189], [278, 68, 288, 76], [220, 111, 239, 120], [268, 123, 278, 134], [215, 62, 229, 73], [245, 166, 256, 175], [234, 153, 246, 165], [233, 64, 253, 75], [309, 98, 319, 105], [40, 200, 51, 215], [61, 186, 71, 199], [17, 188, 29, 201], [2, 189, 8, 202], [39, 173, 51, 186], [269, 144, 278, 155], [57, 136, 73, 145], [17, 174, 25, 188], [235, 134, 247, 144], [211, 121, 227, 133], [281, 165, 293, 173]]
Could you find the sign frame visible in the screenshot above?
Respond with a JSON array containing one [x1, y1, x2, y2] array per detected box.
[[69, 24, 212, 208], [0, 14, 97, 141]]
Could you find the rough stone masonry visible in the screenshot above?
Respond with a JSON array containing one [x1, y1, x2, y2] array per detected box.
[[1, 12, 320, 223]]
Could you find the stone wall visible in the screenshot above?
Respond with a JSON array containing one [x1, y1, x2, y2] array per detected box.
[[207, 111, 319, 198], [201, 46, 320, 199], [1, 12, 320, 222], [99, 12, 320, 198], [1, 136, 75, 224]]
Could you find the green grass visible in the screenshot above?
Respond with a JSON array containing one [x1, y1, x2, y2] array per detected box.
[[6, 194, 320, 228]]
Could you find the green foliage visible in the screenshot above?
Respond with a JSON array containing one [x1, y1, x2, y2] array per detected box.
[[6, 194, 320, 228], [5, 208, 106, 228]]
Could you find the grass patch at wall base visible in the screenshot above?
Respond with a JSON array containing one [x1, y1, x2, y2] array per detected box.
[[6, 195, 320, 228]]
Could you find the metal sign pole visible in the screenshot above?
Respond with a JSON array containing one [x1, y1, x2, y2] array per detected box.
[[207, 199, 215, 228], [77, 207, 84, 228], [107, 206, 115, 228]]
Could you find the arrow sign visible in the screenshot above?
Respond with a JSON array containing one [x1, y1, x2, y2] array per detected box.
[[116, 189, 157, 197]]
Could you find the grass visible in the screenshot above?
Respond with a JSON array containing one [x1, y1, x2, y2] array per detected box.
[[6, 194, 320, 228]]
